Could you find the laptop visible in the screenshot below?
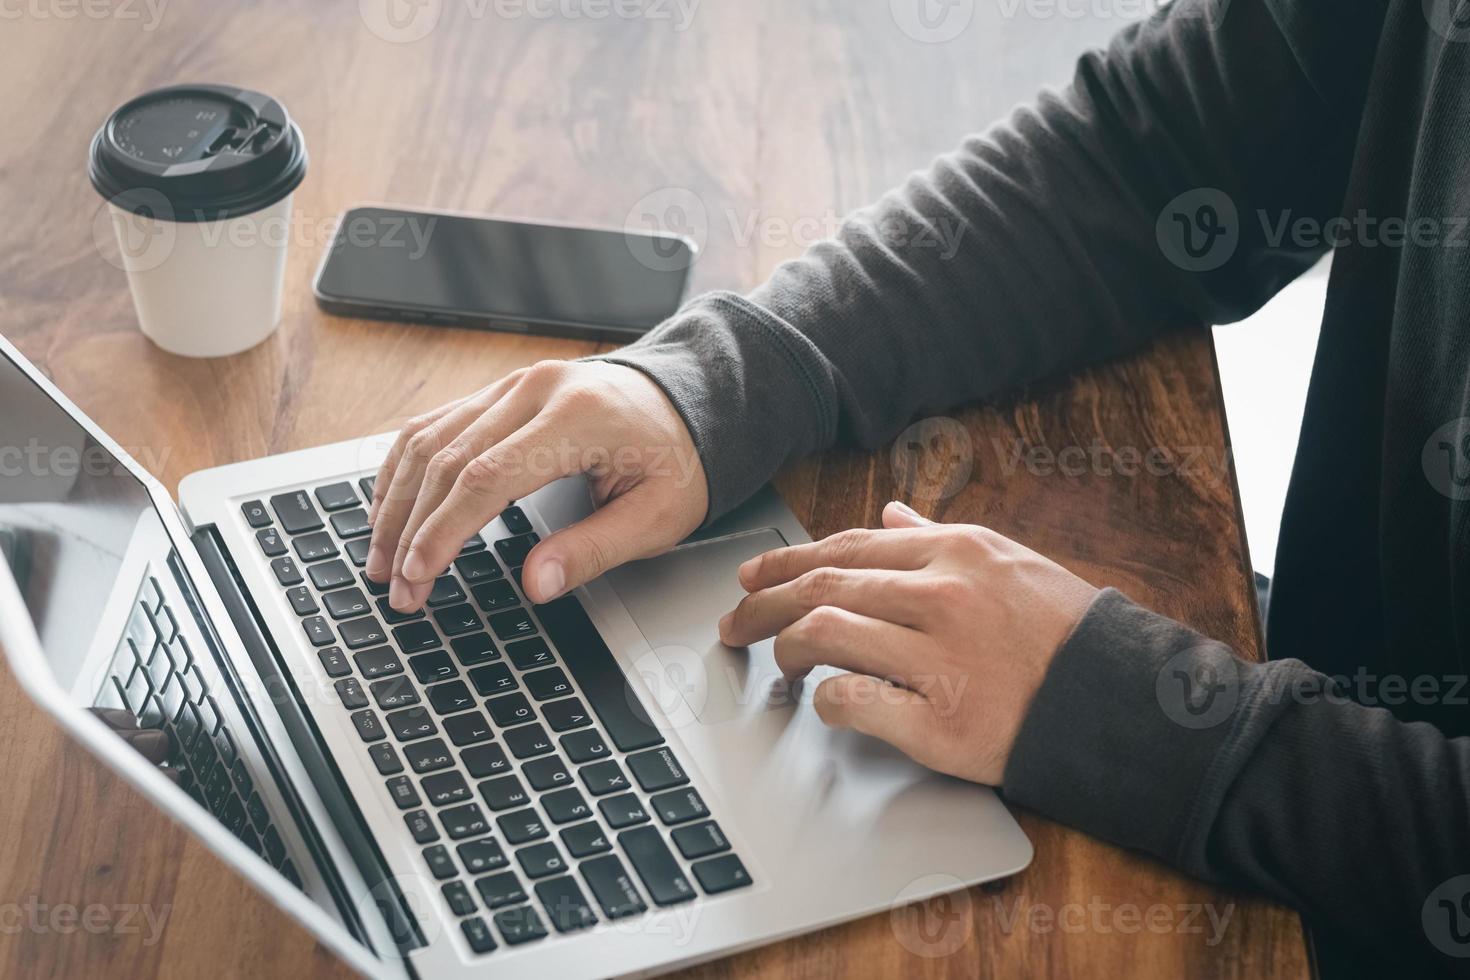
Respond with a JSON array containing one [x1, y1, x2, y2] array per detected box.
[[0, 334, 1032, 979]]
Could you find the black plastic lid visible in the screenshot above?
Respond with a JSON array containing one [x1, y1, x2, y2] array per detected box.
[[89, 83, 308, 223]]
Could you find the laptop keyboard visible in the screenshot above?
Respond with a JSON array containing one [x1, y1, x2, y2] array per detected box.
[[242, 478, 750, 954], [94, 575, 304, 889]]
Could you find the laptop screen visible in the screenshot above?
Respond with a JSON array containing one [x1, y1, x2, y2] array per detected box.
[[0, 352, 161, 693]]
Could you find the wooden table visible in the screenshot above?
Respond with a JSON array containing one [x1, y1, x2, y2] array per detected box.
[[0, 1, 1308, 976]]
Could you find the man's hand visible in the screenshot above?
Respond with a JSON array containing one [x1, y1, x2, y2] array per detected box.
[[365, 361, 709, 612], [718, 501, 1098, 785], [87, 707, 179, 783]]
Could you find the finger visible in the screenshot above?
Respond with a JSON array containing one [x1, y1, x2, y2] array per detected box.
[[366, 379, 515, 581], [366, 390, 477, 526], [813, 672, 940, 765], [521, 487, 688, 604], [120, 728, 173, 766], [391, 417, 590, 609], [718, 567, 927, 647], [882, 500, 932, 528], [770, 605, 930, 683], [737, 526, 941, 592], [391, 380, 550, 590]]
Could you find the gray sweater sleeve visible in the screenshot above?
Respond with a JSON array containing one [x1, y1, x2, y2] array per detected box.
[[601, 0, 1360, 522]]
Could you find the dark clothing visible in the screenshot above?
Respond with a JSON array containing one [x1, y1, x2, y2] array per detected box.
[[604, 0, 1470, 973]]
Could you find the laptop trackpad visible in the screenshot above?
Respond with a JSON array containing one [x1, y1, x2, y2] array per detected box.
[[606, 529, 805, 726]]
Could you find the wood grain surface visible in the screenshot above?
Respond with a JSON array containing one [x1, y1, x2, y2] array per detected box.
[[0, 1, 1308, 977]]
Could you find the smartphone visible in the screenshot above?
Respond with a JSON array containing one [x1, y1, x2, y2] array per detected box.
[[313, 206, 697, 343]]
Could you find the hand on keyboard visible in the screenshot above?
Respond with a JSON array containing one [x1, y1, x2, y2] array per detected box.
[[88, 707, 180, 783], [364, 361, 708, 612]]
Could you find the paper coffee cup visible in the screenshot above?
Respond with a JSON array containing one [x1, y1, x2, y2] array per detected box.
[[89, 84, 308, 358]]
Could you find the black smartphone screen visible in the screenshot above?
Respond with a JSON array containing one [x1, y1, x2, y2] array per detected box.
[[314, 207, 694, 340]]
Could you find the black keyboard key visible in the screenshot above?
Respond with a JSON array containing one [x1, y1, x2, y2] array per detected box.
[[462, 743, 512, 779], [395, 622, 442, 655], [301, 617, 334, 647], [449, 632, 498, 666], [292, 531, 339, 563], [542, 698, 592, 732], [360, 572, 389, 596], [441, 880, 478, 916], [458, 837, 509, 874], [493, 905, 547, 946], [323, 588, 371, 620], [358, 475, 376, 500], [672, 821, 731, 860], [242, 499, 271, 528], [517, 842, 567, 879], [485, 693, 534, 728], [441, 802, 490, 840], [443, 711, 494, 746], [317, 646, 348, 678], [476, 872, 526, 910], [404, 738, 455, 774], [223, 795, 248, 835], [377, 597, 424, 625], [489, 608, 537, 641], [286, 586, 319, 616], [354, 646, 404, 679], [426, 575, 467, 607], [522, 756, 572, 792], [693, 854, 752, 894], [386, 775, 421, 810], [423, 844, 456, 880], [504, 723, 553, 759], [454, 552, 502, 583], [345, 537, 372, 567], [478, 774, 529, 811], [619, 826, 695, 906], [368, 742, 403, 775], [627, 747, 689, 792], [599, 793, 650, 829], [263, 825, 287, 865], [560, 822, 612, 859], [560, 729, 610, 765], [422, 770, 472, 807], [387, 706, 437, 741], [339, 616, 387, 650], [256, 527, 287, 557], [426, 680, 476, 714], [580, 854, 647, 920], [334, 678, 369, 709], [246, 792, 269, 830], [459, 535, 487, 555], [534, 875, 597, 934], [539, 595, 664, 753], [500, 506, 533, 536], [506, 637, 554, 671], [541, 787, 591, 824], [494, 532, 539, 568], [329, 508, 371, 539], [471, 579, 519, 612], [578, 760, 629, 796], [410, 650, 458, 683], [651, 787, 709, 826], [497, 808, 548, 845], [434, 603, 481, 637], [352, 709, 386, 742], [315, 481, 359, 512], [270, 491, 323, 535], [309, 560, 354, 591], [468, 663, 517, 696], [524, 667, 572, 702], [405, 809, 439, 844], [369, 676, 420, 709], [461, 917, 497, 954], [271, 557, 303, 586]]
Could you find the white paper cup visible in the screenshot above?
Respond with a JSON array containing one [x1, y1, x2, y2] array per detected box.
[[90, 84, 308, 359]]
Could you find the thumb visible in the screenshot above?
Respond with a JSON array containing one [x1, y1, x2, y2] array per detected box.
[[522, 487, 680, 603], [882, 500, 932, 529]]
